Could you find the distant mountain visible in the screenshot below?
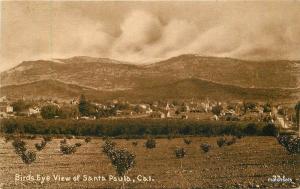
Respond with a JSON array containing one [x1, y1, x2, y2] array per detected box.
[[1, 54, 299, 90], [0, 54, 299, 102], [0, 59, 145, 90], [1, 79, 298, 102], [146, 54, 300, 89]]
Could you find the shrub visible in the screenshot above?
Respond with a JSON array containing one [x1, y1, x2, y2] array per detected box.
[[66, 135, 73, 139], [43, 136, 52, 142], [60, 138, 67, 144], [200, 143, 211, 153], [109, 149, 136, 176], [183, 138, 192, 145], [35, 140, 47, 151], [145, 138, 156, 149], [175, 148, 186, 158], [20, 150, 36, 164], [12, 138, 27, 154], [26, 135, 36, 140], [226, 137, 236, 146], [41, 105, 60, 119], [75, 143, 82, 147], [217, 137, 226, 147], [84, 137, 91, 143], [60, 144, 77, 155], [262, 123, 278, 136], [4, 135, 14, 143], [132, 141, 138, 146]]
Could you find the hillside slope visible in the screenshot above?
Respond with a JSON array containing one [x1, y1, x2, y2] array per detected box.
[[1, 79, 298, 102], [146, 54, 300, 88]]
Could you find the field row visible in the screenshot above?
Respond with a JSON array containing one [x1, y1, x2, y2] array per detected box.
[[0, 136, 299, 188]]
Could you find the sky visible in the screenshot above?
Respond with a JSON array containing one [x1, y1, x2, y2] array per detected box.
[[1, 1, 300, 71]]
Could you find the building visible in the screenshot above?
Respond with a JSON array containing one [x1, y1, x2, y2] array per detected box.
[[0, 102, 14, 118], [29, 107, 40, 115], [0, 96, 7, 102]]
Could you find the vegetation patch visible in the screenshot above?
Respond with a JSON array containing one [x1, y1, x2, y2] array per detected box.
[[277, 135, 300, 154], [183, 138, 192, 145], [35, 140, 47, 151], [20, 150, 36, 164], [0, 118, 268, 137], [145, 138, 156, 149], [200, 143, 211, 153]]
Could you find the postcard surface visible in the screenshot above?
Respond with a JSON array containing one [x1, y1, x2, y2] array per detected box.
[[0, 1, 299, 189]]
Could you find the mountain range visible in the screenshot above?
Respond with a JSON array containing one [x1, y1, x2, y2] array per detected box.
[[1, 54, 299, 102]]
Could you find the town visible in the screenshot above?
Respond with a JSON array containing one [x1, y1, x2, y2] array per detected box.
[[0, 95, 296, 129]]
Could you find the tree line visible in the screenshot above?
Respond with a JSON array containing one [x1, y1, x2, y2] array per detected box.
[[0, 118, 277, 137]]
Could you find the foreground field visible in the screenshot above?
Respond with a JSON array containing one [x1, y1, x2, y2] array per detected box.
[[0, 136, 299, 189]]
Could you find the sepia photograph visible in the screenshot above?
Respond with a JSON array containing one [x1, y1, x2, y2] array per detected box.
[[0, 1, 299, 188]]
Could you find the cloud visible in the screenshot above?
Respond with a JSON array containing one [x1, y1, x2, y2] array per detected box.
[[1, 2, 300, 71], [108, 9, 300, 63]]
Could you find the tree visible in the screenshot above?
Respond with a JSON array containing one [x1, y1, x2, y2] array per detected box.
[[78, 95, 89, 116], [263, 102, 272, 113], [174, 147, 186, 169], [262, 123, 278, 136], [41, 105, 60, 119], [115, 102, 129, 110], [244, 102, 257, 111], [78, 95, 97, 116], [212, 105, 223, 116], [58, 106, 79, 119], [295, 101, 300, 137], [12, 100, 29, 113], [133, 105, 144, 113]]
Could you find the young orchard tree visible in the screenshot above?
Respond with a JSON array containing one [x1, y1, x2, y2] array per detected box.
[[43, 136, 52, 142], [103, 142, 135, 189], [226, 136, 236, 146], [183, 138, 192, 145], [109, 149, 136, 177], [132, 141, 138, 146], [20, 151, 36, 164], [59, 139, 78, 155], [200, 143, 211, 153], [12, 138, 36, 164], [12, 138, 27, 155], [174, 147, 186, 169], [85, 137, 92, 143], [145, 138, 156, 149], [217, 137, 226, 147], [35, 140, 47, 151], [60, 143, 77, 155]]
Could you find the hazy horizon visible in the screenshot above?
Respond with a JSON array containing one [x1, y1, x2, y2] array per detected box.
[[1, 1, 300, 71]]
